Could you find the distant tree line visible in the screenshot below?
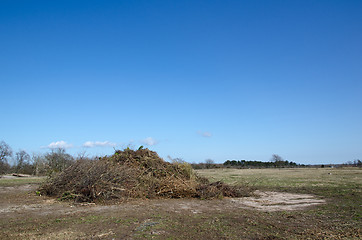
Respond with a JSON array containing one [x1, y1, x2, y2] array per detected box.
[[1, 140, 361, 174], [192, 154, 301, 169], [223, 154, 299, 168], [342, 159, 362, 167], [192, 155, 362, 169], [223, 159, 298, 168], [191, 159, 221, 169], [0, 140, 75, 176]]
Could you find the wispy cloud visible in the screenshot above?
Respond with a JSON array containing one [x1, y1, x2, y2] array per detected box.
[[197, 131, 212, 138], [141, 137, 158, 146], [44, 141, 73, 149], [82, 141, 117, 148]]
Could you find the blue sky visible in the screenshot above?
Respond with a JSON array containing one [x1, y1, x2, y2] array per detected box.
[[1, 0, 361, 164]]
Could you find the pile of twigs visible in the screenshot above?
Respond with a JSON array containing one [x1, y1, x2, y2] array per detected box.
[[39, 148, 250, 202]]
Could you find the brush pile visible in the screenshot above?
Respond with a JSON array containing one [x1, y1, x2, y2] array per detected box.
[[39, 148, 250, 202]]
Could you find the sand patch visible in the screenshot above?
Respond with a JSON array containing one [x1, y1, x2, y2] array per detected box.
[[229, 190, 326, 212]]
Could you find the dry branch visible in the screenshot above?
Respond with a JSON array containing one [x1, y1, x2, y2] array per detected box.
[[39, 148, 251, 202]]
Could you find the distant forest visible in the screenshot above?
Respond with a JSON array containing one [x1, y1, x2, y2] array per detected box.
[[223, 159, 299, 168], [191, 157, 362, 169], [191, 159, 300, 169], [191, 154, 301, 169]]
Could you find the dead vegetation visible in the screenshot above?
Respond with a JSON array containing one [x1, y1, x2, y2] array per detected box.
[[39, 148, 251, 202]]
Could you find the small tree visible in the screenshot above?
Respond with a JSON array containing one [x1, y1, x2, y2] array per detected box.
[[14, 150, 34, 174], [32, 153, 48, 176], [205, 159, 215, 169], [271, 154, 284, 168], [15, 150, 31, 172], [353, 159, 361, 167], [0, 141, 12, 174], [45, 148, 74, 174]]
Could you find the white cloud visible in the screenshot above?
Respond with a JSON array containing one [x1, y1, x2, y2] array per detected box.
[[197, 131, 212, 138], [82, 141, 117, 148], [141, 137, 158, 146], [45, 141, 73, 149]]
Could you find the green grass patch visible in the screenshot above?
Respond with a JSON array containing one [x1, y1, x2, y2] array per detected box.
[[0, 176, 46, 187]]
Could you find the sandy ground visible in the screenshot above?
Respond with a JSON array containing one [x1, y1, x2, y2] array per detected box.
[[229, 190, 326, 212]]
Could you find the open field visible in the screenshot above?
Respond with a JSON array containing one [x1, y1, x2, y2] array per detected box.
[[0, 168, 361, 239], [196, 167, 362, 196], [0, 176, 45, 187]]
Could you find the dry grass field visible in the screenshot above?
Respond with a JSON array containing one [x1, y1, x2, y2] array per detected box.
[[0, 167, 361, 239], [196, 167, 362, 192]]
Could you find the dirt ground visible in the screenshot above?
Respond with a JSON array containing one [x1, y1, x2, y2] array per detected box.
[[0, 185, 326, 216], [0, 176, 331, 240]]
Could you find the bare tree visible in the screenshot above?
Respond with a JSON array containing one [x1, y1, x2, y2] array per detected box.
[[15, 150, 31, 173], [0, 141, 12, 162], [205, 159, 215, 169], [32, 153, 52, 176], [271, 154, 284, 168], [45, 148, 74, 174], [355, 159, 362, 167], [0, 141, 12, 174]]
